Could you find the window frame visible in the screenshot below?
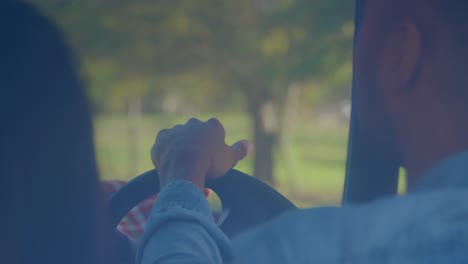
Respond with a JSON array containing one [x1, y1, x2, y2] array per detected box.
[[342, 0, 400, 204]]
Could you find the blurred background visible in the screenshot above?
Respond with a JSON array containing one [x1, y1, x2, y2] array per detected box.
[[34, 0, 355, 207]]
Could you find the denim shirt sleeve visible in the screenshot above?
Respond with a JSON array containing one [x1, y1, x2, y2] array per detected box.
[[136, 179, 350, 264], [137, 181, 234, 264]]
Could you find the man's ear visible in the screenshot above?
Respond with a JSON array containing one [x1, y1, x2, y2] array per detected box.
[[379, 19, 423, 106], [397, 20, 423, 90]]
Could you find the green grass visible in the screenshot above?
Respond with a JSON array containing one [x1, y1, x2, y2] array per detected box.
[[93, 112, 350, 207]]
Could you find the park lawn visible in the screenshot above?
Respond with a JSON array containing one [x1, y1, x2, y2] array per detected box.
[[93, 112, 349, 207]]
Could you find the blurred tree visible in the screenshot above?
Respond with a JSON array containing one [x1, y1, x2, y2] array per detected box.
[[205, 0, 355, 184], [36, 0, 354, 185]]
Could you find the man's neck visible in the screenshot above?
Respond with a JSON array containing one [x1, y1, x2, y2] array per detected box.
[[402, 120, 468, 188]]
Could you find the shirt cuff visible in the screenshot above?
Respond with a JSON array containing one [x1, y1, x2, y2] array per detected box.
[[136, 180, 234, 263], [152, 180, 213, 219]]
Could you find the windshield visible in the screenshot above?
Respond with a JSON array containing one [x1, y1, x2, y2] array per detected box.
[[35, 1, 355, 207]]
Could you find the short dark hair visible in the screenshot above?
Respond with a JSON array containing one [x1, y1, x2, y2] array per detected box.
[[428, 1, 468, 115], [432, 1, 468, 44], [433, 1, 468, 24]]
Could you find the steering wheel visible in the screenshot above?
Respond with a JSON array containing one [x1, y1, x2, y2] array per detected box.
[[108, 169, 296, 239]]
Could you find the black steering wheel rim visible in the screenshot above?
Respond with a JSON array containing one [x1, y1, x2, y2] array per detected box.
[[108, 169, 296, 238]]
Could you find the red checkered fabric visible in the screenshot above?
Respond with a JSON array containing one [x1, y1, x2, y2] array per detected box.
[[103, 180, 222, 242], [103, 180, 156, 241]]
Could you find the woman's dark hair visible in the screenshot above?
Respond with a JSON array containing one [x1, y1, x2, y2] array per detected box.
[[0, 2, 110, 263]]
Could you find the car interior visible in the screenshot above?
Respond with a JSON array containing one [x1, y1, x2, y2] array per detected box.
[[25, 0, 409, 262], [107, 0, 403, 249]]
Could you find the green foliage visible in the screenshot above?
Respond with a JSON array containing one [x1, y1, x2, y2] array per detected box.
[[35, 0, 354, 112], [34, 0, 355, 184]]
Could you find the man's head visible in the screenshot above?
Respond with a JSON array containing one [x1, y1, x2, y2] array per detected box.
[[354, 0, 468, 183]]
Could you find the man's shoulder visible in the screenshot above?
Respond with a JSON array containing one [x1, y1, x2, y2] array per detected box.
[[236, 187, 468, 240], [342, 188, 468, 261], [234, 188, 468, 262], [362, 188, 468, 262]]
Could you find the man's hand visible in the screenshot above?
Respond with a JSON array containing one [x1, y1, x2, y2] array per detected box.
[[151, 118, 253, 191]]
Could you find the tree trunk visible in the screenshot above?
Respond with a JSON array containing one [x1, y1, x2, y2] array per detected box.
[[279, 83, 302, 196], [249, 99, 279, 186], [127, 96, 142, 177]]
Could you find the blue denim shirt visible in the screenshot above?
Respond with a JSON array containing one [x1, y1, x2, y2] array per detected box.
[[138, 152, 468, 263]]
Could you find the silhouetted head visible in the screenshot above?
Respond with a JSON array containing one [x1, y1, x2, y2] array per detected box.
[[354, 0, 468, 184], [0, 2, 109, 263]]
